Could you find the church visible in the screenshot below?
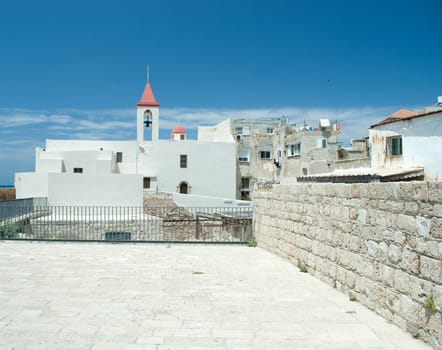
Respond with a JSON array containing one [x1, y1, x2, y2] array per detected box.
[[14, 76, 237, 206]]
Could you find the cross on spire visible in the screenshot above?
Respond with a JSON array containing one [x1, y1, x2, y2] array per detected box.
[[147, 65, 150, 83]]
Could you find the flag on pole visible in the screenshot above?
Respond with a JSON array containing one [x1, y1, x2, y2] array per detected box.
[[336, 122, 342, 134], [138, 145, 148, 155]]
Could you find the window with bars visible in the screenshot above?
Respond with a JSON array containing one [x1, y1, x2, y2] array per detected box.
[[239, 148, 250, 162], [259, 150, 272, 160], [288, 143, 301, 157], [116, 152, 123, 163], [73, 168, 83, 173], [386, 136, 402, 156], [143, 177, 151, 189], [241, 191, 250, 200], [241, 177, 250, 189], [235, 126, 250, 136], [316, 138, 327, 148]]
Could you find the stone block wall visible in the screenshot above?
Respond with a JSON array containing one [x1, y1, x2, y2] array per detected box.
[[253, 182, 442, 348], [29, 218, 163, 241], [334, 157, 371, 169]]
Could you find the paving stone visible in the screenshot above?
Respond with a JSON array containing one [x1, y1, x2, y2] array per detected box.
[[0, 241, 432, 350]]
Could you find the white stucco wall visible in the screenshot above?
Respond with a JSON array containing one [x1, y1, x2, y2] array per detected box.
[[35, 147, 64, 172], [198, 119, 235, 142], [39, 140, 138, 174], [171, 192, 251, 208], [47, 173, 143, 206], [139, 140, 237, 198], [14, 172, 48, 199], [46, 139, 136, 152], [21, 135, 238, 202], [369, 112, 442, 181], [368, 129, 404, 170], [404, 136, 442, 181]]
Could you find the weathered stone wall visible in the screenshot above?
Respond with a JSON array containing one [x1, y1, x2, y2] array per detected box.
[[25, 205, 252, 242], [29, 219, 162, 241], [335, 157, 371, 169], [142, 191, 253, 242], [254, 182, 442, 348], [143, 190, 176, 206], [27, 216, 250, 242]]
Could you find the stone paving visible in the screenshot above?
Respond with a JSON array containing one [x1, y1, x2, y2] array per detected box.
[[0, 241, 432, 350]]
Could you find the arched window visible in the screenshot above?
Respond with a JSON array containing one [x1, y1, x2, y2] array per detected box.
[[179, 182, 188, 194], [144, 110, 152, 128]]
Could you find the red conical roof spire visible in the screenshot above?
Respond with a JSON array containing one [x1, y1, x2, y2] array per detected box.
[[136, 82, 160, 107]]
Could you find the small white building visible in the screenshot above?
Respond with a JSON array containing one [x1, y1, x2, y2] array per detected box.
[[15, 79, 237, 205], [368, 98, 442, 182]]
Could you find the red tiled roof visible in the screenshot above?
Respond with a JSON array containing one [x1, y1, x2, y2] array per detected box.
[[377, 109, 417, 125], [390, 109, 417, 118], [136, 82, 160, 107], [171, 125, 186, 134], [370, 108, 442, 128]]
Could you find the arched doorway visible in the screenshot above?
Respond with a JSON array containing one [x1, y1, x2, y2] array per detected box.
[[179, 181, 188, 194]]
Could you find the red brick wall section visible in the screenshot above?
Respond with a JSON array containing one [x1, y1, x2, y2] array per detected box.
[[0, 188, 16, 200]]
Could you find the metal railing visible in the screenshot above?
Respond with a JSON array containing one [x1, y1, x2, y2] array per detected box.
[[0, 204, 253, 243], [0, 197, 47, 222]]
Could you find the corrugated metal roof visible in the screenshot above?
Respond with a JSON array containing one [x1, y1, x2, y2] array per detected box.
[[297, 167, 425, 183]]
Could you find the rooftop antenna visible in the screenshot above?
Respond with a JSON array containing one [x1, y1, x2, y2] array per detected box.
[[146, 65, 150, 83]]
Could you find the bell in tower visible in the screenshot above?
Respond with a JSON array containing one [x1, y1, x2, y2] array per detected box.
[[144, 110, 152, 128]]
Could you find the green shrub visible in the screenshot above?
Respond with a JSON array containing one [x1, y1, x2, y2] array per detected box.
[[247, 238, 257, 247], [297, 259, 308, 273], [337, 147, 349, 160], [0, 220, 19, 238], [411, 331, 420, 339], [424, 294, 437, 314]]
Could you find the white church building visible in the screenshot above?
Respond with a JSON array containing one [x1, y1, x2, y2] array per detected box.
[[15, 78, 237, 206]]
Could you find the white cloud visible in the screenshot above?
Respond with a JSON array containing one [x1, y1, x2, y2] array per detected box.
[[160, 105, 396, 144], [76, 120, 133, 130], [61, 108, 134, 119], [0, 113, 47, 127], [0, 105, 401, 146], [45, 114, 73, 124], [0, 139, 39, 160]]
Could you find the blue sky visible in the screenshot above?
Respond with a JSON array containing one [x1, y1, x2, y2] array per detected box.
[[0, 0, 441, 185]]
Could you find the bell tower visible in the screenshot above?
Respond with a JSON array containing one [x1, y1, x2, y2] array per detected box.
[[136, 67, 160, 143]]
